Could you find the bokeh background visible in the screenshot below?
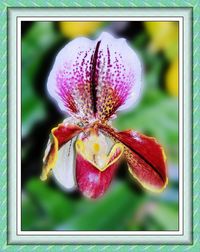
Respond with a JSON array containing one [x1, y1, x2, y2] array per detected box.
[[21, 21, 179, 231]]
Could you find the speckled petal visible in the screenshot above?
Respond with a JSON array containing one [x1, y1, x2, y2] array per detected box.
[[47, 37, 95, 121], [95, 32, 142, 120], [99, 124, 168, 192], [47, 32, 142, 121]]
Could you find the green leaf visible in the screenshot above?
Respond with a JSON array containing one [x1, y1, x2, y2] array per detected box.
[[57, 181, 144, 231], [22, 178, 75, 230], [149, 203, 178, 230], [22, 22, 63, 137], [128, 201, 178, 231]]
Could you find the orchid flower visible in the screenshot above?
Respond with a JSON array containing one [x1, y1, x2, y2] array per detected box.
[[40, 32, 168, 199]]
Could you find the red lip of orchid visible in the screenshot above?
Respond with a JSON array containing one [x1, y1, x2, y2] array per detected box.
[[40, 32, 168, 199]]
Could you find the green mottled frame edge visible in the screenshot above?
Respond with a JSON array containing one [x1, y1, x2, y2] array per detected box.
[[8, 8, 192, 245]]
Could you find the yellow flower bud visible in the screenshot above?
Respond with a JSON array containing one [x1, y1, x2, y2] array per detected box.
[[59, 21, 102, 38], [165, 58, 179, 97], [144, 22, 178, 60]]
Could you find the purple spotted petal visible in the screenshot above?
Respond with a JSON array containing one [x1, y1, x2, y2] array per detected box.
[[94, 32, 142, 120], [47, 37, 95, 121], [47, 32, 142, 121]]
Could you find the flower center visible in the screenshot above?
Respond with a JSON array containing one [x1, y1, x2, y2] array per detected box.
[[75, 131, 123, 171], [76, 133, 110, 169], [93, 143, 100, 153]]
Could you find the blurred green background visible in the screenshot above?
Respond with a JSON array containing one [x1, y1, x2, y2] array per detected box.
[[21, 21, 179, 231]]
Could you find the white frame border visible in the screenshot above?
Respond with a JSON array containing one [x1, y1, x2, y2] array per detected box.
[[8, 7, 192, 244]]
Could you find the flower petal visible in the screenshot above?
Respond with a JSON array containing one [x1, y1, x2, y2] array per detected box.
[[52, 138, 76, 191], [76, 144, 122, 199], [40, 123, 82, 181], [95, 32, 142, 120], [99, 124, 167, 192], [47, 36, 96, 121], [47, 32, 142, 121]]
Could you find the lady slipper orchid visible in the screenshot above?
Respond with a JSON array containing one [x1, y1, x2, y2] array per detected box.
[[41, 32, 168, 199]]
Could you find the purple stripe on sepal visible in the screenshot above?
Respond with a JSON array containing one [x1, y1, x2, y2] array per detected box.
[[90, 40, 101, 115]]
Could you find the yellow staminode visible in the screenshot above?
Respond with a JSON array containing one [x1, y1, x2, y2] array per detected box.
[[93, 143, 100, 153], [75, 134, 124, 172]]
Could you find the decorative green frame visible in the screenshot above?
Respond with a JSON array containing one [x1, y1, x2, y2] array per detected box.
[[1, 1, 199, 251]]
